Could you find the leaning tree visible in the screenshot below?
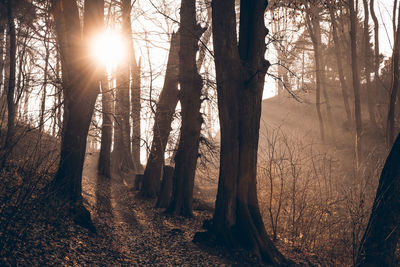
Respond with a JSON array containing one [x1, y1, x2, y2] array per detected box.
[[51, 0, 104, 230], [195, 0, 290, 265]]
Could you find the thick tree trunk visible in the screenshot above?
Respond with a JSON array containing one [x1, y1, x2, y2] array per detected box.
[[329, 5, 352, 123], [131, 57, 141, 170], [121, 0, 142, 171], [356, 133, 400, 266], [363, 0, 377, 128], [194, 0, 289, 265], [349, 0, 363, 164], [386, 4, 400, 147], [112, 62, 135, 174], [1, 0, 17, 168], [165, 0, 205, 217], [155, 165, 174, 208], [98, 71, 112, 178], [141, 31, 180, 198], [51, 0, 104, 232], [112, 0, 135, 175]]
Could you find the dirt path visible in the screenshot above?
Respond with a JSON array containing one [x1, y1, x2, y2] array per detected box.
[[81, 152, 241, 266]]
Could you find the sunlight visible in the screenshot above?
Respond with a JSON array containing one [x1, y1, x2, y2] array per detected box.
[[91, 29, 126, 68]]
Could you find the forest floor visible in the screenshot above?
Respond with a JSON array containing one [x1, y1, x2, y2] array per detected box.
[[1, 152, 271, 266]]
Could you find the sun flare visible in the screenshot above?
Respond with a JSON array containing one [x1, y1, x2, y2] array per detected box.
[[92, 29, 126, 68]]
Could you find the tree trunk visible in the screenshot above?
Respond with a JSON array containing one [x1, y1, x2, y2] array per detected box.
[[165, 0, 205, 217], [305, 9, 325, 142], [51, 0, 104, 232], [386, 4, 400, 147], [121, 0, 142, 171], [112, 0, 135, 175], [98, 70, 112, 178], [156, 165, 174, 208], [141, 31, 180, 198], [349, 0, 363, 164], [363, 0, 377, 128], [194, 0, 289, 264], [1, 0, 17, 168], [329, 4, 352, 123], [356, 133, 400, 266], [370, 0, 380, 111], [0, 24, 5, 93], [39, 32, 50, 133]]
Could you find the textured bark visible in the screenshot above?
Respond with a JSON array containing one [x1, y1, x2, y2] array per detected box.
[[1, 0, 17, 168], [122, 0, 141, 171], [0, 24, 5, 93], [356, 133, 400, 266], [51, 0, 104, 232], [112, 0, 135, 175], [386, 4, 400, 147], [141, 31, 180, 198], [349, 0, 363, 163], [165, 0, 205, 217], [194, 0, 289, 264], [362, 0, 377, 127], [156, 165, 174, 208], [329, 4, 352, 123], [98, 71, 112, 178]]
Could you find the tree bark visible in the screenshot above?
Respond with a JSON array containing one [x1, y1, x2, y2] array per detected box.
[[39, 32, 50, 133], [356, 133, 400, 266], [194, 0, 289, 264], [349, 0, 363, 164], [386, 4, 400, 147], [98, 70, 112, 178], [155, 165, 174, 208], [370, 0, 380, 107], [122, 0, 142, 171], [165, 0, 205, 217], [140, 31, 180, 198], [363, 0, 377, 128], [329, 4, 352, 123], [112, 0, 135, 175], [1, 0, 17, 168], [305, 8, 326, 142], [0, 24, 5, 93], [51, 0, 104, 232]]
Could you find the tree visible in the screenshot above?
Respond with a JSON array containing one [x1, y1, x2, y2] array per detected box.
[[98, 69, 113, 178], [165, 0, 205, 217], [328, 1, 352, 124], [349, 0, 363, 164], [305, 4, 328, 142], [112, 0, 135, 175], [195, 0, 289, 264], [140, 31, 180, 199], [1, 0, 17, 168], [386, 3, 400, 147], [356, 133, 400, 266], [51, 0, 104, 231], [362, 0, 376, 128]]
